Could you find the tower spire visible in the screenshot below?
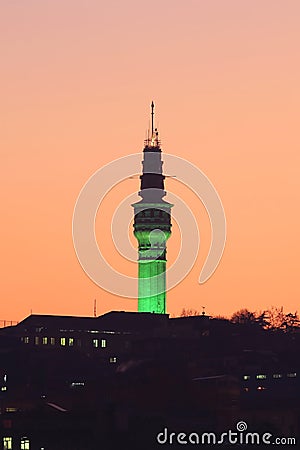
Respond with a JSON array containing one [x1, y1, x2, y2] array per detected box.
[[151, 101, 154, 136]]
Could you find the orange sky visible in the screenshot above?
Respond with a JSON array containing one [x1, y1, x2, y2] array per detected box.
[[1, 0, 300, 322]]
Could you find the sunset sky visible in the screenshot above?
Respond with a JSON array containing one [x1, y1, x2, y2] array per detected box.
[[1, 0, 300, 322]]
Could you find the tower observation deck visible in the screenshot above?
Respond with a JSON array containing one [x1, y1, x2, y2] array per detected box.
[[132, 102, 173, 314]]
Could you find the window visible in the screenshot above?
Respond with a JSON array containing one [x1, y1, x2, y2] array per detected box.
[[273, 374, 282, 379], [60, 337, 66, 346], [287, 372, 297, 378], [101, 339, 106, 348], [20, 437, 30, 449], [243, 375, 250, 380], [77, 339, 81, 347], [3, 437, 12, 449], [42, 337, 48, 345], [68, 338, 74, 346], [92, 339, 98, 348], [50, 337, 55, 345], [109, 357, 117, 363], [34, 337, 39, 345], [24, 337, 29, 344], [256, 374, 267, 379]]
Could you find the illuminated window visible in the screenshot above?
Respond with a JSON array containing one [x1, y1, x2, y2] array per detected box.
[[243, 375, 250, 380], [256, 374, 267, 379], [109, 357, 117, 363], [1, 386, 7, 391], [273, 374, 282, 379], [24, 337, 29, 344], [20, 437, 30, 449], [257, 386, 267, 391], [68, 338, 74, 346], [50, 337, 55, 345], [34, 337, 39, 345], [3, 437, 12, 449], [101, 339, 106, 348], [42, 337, 48, 345], [93, 339, 98, 348], [60, 337, 66, 346], [287, 372, 297, 378]]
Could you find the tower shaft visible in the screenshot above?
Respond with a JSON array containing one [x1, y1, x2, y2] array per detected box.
[[132, 103, 172, 314]]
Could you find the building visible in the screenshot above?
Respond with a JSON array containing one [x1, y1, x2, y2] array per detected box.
[[132, 102, 172, 314]]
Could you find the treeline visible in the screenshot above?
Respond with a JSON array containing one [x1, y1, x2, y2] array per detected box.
[[180, 306, 300, 333]]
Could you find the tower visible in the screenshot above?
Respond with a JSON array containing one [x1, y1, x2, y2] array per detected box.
[[132, 102, 172, 314]]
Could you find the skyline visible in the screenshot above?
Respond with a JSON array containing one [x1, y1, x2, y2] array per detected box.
[[1, 1, 300, 321]]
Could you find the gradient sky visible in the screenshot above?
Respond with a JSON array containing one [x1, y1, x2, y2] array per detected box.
[[1, 0, 300, 322]]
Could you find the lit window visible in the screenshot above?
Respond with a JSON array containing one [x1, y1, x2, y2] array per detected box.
[[24, 337, 29, 344], [1, 386, 7, 391], [287, 372, 297, 378], [50, 337, 55, 345], [243, 375, 250, 380], [101, 339, 106, 348], [60, 338, 66, 346], [273, 374, 282, 379], [42, 337, 48, 345], [257, 386, 267, 391], [93, 339, 98, 348], [68, 338, 74, 346], [256, 374, 267, 379], [109, 357, 117, 363], [3, 437, 12, 449], [20, 437, 30, 449], [34, 337, 39, 345]]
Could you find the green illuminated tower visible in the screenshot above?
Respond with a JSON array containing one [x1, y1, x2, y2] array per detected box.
[[132, 102, 172, 314]]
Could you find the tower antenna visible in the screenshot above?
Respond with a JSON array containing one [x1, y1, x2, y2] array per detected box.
[[151, 101, 154, 136]]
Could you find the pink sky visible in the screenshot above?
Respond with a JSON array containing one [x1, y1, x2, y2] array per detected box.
[[1, 0, 300, 321]]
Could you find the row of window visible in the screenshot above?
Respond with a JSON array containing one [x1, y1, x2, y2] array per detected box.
[[243, 372, 297, 380], [3, 436, 30, 449], [21, 336, 107, 348]]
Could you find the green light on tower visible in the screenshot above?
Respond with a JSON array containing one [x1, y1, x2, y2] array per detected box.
[[132, 102, 172, 314]]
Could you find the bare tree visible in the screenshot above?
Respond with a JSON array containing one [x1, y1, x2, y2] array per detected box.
[[231, 308, 257, 325], [180, 308, 201, 317]]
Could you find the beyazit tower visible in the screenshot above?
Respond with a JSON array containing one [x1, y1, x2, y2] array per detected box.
[[132, 102, 172, 314]]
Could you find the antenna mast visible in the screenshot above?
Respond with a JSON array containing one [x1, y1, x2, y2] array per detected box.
[[151, 101, 154, 136]]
